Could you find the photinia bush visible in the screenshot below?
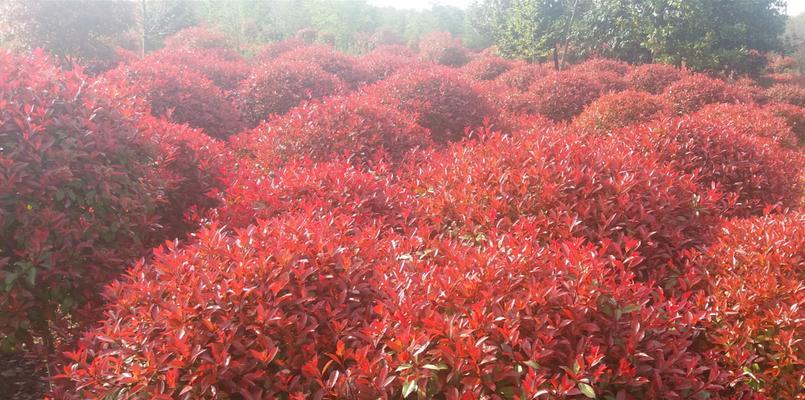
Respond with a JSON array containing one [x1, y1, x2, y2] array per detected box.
[[417, 31, 469, 67], [356, 50, 417, 84], [102, 60, 244, 138], [149, 48, 251, 91], [367, 66, 495, 143], [232, 94, 432, 167], [496, 63, 551, 92], [766, 83, 805, 107], [573, 90, 672, 134], [633, 116, 803, 216], [663, 73, 753, 114], [694, 212, 804, 398], [624, 63, 683, 94], [0, 52, 165, 351], [236, 60, 345, 127], [253, 38, 305, 63], [277, 44, 367, 87], [691, 103, 798, 147], [162, 26, 237, 57], [528, 70, 603, 121], [571, 57, 633, 76], [461, 56, 515, 81], [766, 102, 805, 145]]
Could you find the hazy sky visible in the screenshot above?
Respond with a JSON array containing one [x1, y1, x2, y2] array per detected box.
[[368, 0, 805, 16]]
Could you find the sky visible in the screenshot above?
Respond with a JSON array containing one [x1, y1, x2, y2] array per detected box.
[[368, 0, 805, 15]]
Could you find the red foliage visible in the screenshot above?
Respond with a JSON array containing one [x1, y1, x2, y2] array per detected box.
[[254, 38, 305, 62], [766, 83, 805, 107], [162, 26, 236, 56], [418, 31, 469, 67], [664, 73, 753, 113], [102, 60, 244, 138], [357, 51, 416, 84], [400, 129, 717, 282], [766, 102, 805, 145], [633, 116, 803, 216], [571, 57, 632, 75], [367, 67, 495, 143], [461, 56, 515, 81], [528, 70, 603, 121], [0, 52, 164, 350], [135, 116, 231, 239], [573, 90, 672, 134], [625, 63, 683, 94], [236, 60, 345, 127], [496, 63, 551, 92], [694, 212, 804, 398], [212, 160, 400, 230], [692, 103, 798, 146], [278, 44, 367, 87], [149, 48, 250, 90], [232, 94, 432, 167]]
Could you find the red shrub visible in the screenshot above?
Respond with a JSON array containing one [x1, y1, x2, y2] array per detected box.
[[162, 26, 236, 55], [54, 212, 395, 399], [0, 52, 165, 350], [418, 31, 469, 67], [766, 83, 805, 107], [692, 103, 798, 146], [212, 160, 400, 230], [236, 60, 345, 127], [136, 116, 231, 239], [400, 129, 717, 282], [475, 80, 541, 116], [766, 102, 805, 145], [664, 73, 753, 113], [357, 51, 416, 84], [368, 44, 416, 58], [732, 77, 769, 104], [528, 71, 603, 121], [496, 63, 551, 92], [254, 38, 304, 62], [635, 116, 803, 216], [461, 56, 515, 81], [695, 212, 804, 398], [102, 60, 244, 138], [571, 57, 632, 75], [149, 48, 250, 90], [278, 44, 367, 87], [590, 70, 630, 93], [573, 90, 672, 134], [765, 72, 804, 86], [367, 67, 495, 143], [625, 63, 682, 94], [233, 94, 432, 167]]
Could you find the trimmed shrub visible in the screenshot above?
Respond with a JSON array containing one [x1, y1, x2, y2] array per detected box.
[[496, 63, 551, 92], [0, 52, 164, 350], [162, 26, 236, 56], [212, 159, 400, 230], [149, 48, 250, 91], [367, 67, 495, 143], [528, 71, 603, 121], [696, 212, 804, 398], [357, 51, 416, 84], [278, 44, 366, 87], [636, 116, 803, 216], [461, 56, 515, 81], [571, 57, 632, 75], [418, 31, 469, 67], [692, 103, 798, 146], [766, 102, 805, 145], [102, 60, 244, 138], [253, 38, 304, 62], [233, 95, 432, 167], [625, 63, 682, 94], [664, 73, 752, 114], [573, 90, 672, 134], [401, 129, 716, 282], [766, 83, 805, 107], [236, 60, 345, 127]]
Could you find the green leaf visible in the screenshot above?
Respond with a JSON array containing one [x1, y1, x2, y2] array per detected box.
[[524, 360, 540, 370], [395, 363, 412, 372], [578, 382, 596, 399], [422, 363, 448, 371], [402, 379, 417, 398]]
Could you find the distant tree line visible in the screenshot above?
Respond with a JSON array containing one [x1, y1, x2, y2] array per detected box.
[[0, 0, 798, 75]]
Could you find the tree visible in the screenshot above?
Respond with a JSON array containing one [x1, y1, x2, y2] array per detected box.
[[471, 0, 787, 74], [0, 0, 134, 63], [136, 0, 197, 56]]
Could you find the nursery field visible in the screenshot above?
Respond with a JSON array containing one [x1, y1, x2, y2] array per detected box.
[[1, 26, 803, 399]]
